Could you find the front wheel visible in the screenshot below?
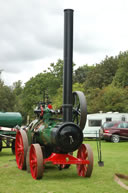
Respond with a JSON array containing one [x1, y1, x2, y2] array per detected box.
[[111, 135, 120, 143], [30, 144, 43, 179], [76, 144, 93, 177]]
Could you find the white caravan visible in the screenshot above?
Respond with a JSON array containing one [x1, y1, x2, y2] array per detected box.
[[83, 112, 128, 138]]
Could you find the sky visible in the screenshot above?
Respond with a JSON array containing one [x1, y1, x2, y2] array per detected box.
[[0, 0, 128, 86]]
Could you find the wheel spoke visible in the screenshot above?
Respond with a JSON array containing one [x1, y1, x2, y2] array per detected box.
[[32, 164, 37, 178], [80, 165, 85, 176], [78, 165, 82, 176], [76, 115, 79, 124], [78, 165, 86, 177], [77, 104, 80, 112], [81, 150, 86, 159], [17, 147, 23, 153], [19, 154, 23, 166]]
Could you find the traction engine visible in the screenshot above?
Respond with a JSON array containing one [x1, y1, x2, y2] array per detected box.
[[15, 9, 93, 180]]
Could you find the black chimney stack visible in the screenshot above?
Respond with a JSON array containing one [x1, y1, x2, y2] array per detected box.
[[63, 9, 74, 122]]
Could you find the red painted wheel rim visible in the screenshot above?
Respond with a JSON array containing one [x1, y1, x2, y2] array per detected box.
[[77, 144, 88, 177], [30, 145, 37, 179], [15, 131, 24, 169]]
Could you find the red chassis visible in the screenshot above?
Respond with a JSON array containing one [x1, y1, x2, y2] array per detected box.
[[29, 143, 93, 180], [44, 153, 90, 165]]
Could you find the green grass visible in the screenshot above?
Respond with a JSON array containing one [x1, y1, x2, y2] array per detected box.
[[0, 141, 128, 193]]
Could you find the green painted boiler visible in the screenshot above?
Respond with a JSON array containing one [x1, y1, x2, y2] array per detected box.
[[0, 112, 22, 127]]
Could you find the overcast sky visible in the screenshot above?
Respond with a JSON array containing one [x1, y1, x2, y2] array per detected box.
[[0, 0, 128, 86]]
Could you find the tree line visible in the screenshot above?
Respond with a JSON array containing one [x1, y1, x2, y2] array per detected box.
[[0, 51, 128, 123]]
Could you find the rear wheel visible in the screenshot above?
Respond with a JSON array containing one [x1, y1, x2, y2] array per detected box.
[[111, 135, 120, 143], [15, 130, 28, 170]]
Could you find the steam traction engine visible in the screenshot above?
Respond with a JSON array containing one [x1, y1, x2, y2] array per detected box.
[[15, 9, 93, 179]]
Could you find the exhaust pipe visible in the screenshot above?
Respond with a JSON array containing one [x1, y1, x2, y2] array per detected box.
[[63, 9, 74, 122]]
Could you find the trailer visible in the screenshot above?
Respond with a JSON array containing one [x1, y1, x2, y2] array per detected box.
[[0, 127, 18, 154], [0, 112, 22, 154], [83, 112, 128, 138]]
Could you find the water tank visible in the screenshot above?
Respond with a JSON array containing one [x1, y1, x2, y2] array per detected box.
[[0, 112, 22, 127]]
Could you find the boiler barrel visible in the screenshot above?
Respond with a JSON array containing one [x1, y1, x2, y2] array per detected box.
[[34, 122, 83, 153], [0, 112, 22, 127]]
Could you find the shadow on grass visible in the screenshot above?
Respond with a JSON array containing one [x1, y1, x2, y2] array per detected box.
[[43, 172, 82, 181], [15, 166, 82, 181], [0, 152, 13, 157], [42, 165, 84, 181]]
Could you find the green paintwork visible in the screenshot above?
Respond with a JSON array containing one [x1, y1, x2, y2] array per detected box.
[[43, 107, 52, 122], [37, 122, 56, 145], [0, 112, 22, 127], [27, 119, 39, 145], [27, 107, 57, 146], [0, 130, 16, 135]]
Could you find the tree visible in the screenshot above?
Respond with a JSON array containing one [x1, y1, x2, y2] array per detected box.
[[11, 80, 25, 121], [86, 85, 128, 113], [84, 56, 118, 89], [85, 87, 101, 113], [12, 80, 23, 96], [46, 59, 64, 85], [112, 51, 128, 87], [0, 80, 16, 112], [73, 65, 94, 84]]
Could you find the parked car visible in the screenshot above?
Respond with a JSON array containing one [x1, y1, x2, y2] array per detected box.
[[101, 121, 128, 143], [83, 112, 128, 138]]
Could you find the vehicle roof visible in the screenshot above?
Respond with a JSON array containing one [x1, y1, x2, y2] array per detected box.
[[87, 113, 128, 119], [103, 121, 128, 124]]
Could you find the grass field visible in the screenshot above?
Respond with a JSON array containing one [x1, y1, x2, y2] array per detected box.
[[0, 140, 128, 193]]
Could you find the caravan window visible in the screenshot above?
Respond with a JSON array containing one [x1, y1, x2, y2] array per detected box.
[[88, 120, 102, 127], [106, 118, 112, 122], [122, 116, 126, 121]]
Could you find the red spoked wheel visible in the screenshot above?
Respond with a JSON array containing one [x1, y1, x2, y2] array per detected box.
[[77, 144, 93, 177], [30, 144, 43, 180], [15, 130, 28, 170]]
